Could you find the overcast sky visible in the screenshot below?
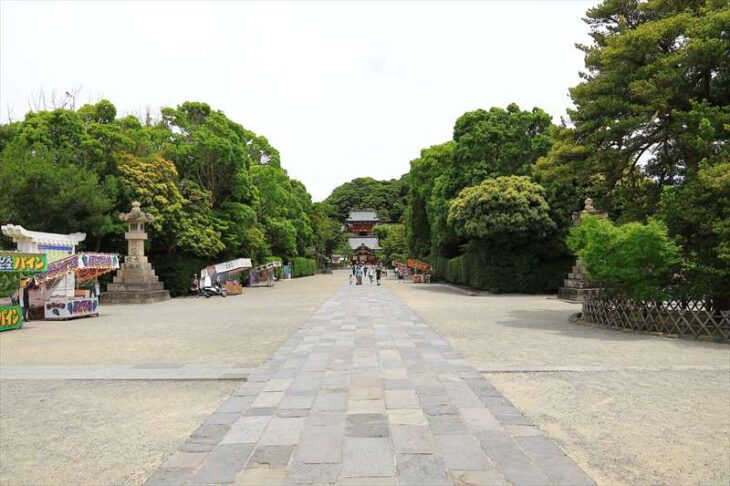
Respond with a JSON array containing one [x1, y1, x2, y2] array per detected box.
[[1, 0, 599, 201]]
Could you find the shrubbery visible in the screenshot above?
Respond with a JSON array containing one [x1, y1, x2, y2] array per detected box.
[[291, 257, 317, 278], [567, 216, 680, 300], [440, 242, 570, 293], [151, 254, 207, 297]]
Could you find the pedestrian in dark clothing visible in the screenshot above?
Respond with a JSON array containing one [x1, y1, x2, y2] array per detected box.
[[21, 278, 34, 321], [376, 268, 382, 286]]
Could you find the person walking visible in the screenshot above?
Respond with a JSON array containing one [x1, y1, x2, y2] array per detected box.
[[20, 278, 33, 322], [348, 272, 353, 285], [368, 266, 374, 285], [355, 266, 364, 285], [376, 267, 382, 286], [191, 274, 199, 297]]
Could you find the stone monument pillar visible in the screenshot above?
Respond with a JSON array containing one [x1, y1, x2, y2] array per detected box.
[[100, 202, 170, 304], [558, 198, 605, 302]]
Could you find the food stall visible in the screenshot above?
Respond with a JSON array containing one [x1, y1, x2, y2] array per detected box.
[[2, 225, 88, 319], [202, 258, 252, 295], [0, 252, 48, 331], [248, 261, 281, 288], [34, 253, 120, 320], [407, 259, 431, 283]]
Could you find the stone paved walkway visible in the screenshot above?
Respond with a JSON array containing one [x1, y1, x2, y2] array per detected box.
[[146, 284, 594, 485]]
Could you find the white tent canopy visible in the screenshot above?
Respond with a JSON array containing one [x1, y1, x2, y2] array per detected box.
[[212, 258, 252, 274]]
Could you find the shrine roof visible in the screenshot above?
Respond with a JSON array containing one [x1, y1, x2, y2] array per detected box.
[[346, 209, 379, 222], [348, 236, 381, 250]]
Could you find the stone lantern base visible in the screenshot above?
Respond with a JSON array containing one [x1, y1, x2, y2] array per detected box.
[[557, 263, 599, 302], [100, 256, 170, 304]]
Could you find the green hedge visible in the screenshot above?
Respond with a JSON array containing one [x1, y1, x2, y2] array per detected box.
[[437, 241, 570, 293], [150, 254, 207, 297], [291, 257, 317, 278]]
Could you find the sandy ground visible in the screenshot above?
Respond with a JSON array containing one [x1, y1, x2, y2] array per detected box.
[[0, 380, 238, 486], [0, 273, 342, 485], [385, 278, 730, 486], [0, 273, 343, 366]]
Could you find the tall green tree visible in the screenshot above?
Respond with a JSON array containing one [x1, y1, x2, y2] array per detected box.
[[541, 0, 730, 218], [537, 0, 730, 304], [324, 176, 408, 224], [404, 142, 454, 258]]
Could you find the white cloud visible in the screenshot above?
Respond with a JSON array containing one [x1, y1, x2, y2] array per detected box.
[[0, 0, 599, 200]]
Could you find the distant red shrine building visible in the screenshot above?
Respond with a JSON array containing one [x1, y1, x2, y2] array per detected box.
[[346, 209, 380, 265]]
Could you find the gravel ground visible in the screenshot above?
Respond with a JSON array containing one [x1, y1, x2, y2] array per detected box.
[[0, 273, 343, 366], [0, 273, 343, 485], [0, 380, 238, 485], [384, 277, 730, 486]]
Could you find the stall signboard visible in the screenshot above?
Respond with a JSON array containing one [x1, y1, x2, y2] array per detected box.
[[34, 255, 79, 283], [45, 297, 99, 319], [0, 252, 47, 273], [0, 305, 22, 331], [214, 258, 253, 274], [33, 253, 119, 284], [79, 253, 119, 269]]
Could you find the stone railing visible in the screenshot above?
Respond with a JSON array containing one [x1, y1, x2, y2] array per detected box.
[[582, 290, 730, 342]]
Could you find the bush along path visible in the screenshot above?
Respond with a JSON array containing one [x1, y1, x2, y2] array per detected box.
[[146, 284, 594, 485]]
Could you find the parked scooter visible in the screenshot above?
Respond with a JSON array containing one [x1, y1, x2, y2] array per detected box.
[[199, 281, 227, 298]]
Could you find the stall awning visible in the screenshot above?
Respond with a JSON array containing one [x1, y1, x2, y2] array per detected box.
[[211, 258, 253, 274], [34, 253, 119, 284], [250, 261, 281, 273]]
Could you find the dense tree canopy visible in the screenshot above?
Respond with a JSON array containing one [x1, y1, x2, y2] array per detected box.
[[536, 0, 729, 304], [448, 176, 556, 242], [0, 100, 339, 293], [404, 104, 559, 262], [324, 176, 408, 224]]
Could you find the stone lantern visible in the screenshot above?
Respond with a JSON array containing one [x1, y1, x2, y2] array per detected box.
[[558, 197, 606, 302], [101, 202, 170, 304]]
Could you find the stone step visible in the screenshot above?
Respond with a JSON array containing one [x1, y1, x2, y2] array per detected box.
[[100, 289, 170, 304], [106, 282, 165, 292]]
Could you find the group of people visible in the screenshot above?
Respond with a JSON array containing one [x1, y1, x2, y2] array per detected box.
[[349, 264, 385, 286]]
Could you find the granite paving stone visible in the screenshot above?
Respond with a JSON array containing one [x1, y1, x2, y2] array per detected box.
[[387, 409, 428, 426], [384, 389, 420, 409], [296, 425, 343, 464], [435, 435, 490, 471], [313, 392, 348, 411], [251, 391, 285, 408], [244, 407, 276, 416], [258, 417, 306, 446], [390, 424, 438, 453], [345, 413, 389, 438], [146, 283, 593, 485], [190, 443, 254, 484], [246, 444, 295, 469], [396, 453, 451, 486], [341, 437, 396, 477], [220, 415, 271, 444], [278, 394, 316, 410], [347, 398, 386, 414]]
